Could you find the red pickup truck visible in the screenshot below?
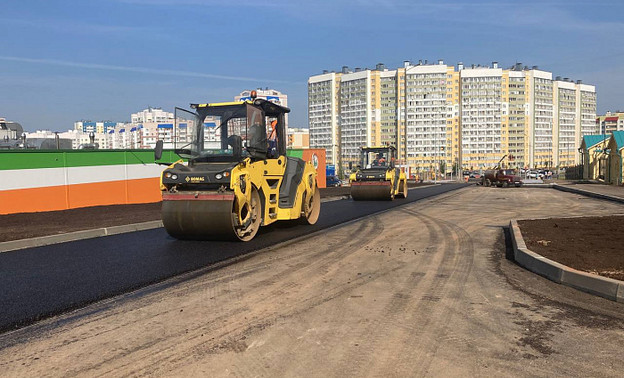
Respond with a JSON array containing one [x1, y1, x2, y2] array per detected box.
[[482, 169, 523, 187]]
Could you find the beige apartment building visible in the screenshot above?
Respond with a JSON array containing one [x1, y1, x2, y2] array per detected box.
[[308, 72, 341, 168], [597, 111, 624, 134], [339, 69, 372, 173], [287, 128, 310, 149], [553, 79, 577, 167], [308, 61, 596, 177], [459, 65, 506, 170], [405, 61, 459, 176]]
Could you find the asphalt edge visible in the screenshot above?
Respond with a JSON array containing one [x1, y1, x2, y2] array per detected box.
[[0, 198, 335, 254], [510, 219, 624, 303], [0, 185, 443, 254], [0, 185, 470, 335], [1, 184, 469, 337]]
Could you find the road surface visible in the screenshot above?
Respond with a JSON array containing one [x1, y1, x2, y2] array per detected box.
[[1, 185, 623, 377]]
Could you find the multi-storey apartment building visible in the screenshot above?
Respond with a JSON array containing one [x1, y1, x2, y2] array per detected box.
[[308, 61, 596, 176], [579, 84, 598, 137], [405, 61, 457, 175], [372, 64, 402, 149], [308, 72, 341, 166], [74, 120, 123, 134], [0, 118, 23, 143], [460, 65, 505, 169], [597, 111, 624, 134], [287, 128, 310, 149], [131, 107, 174, 124], [339, 69, 372, 173], [109, 125, 141, 149], [506, 69, 529, 169], [553, 79, 577, 167], [526, 68, 554, 168]]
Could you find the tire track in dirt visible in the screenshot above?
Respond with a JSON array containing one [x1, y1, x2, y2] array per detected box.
[[59, 220, 377, 336], [173, 258, 406, 378], [78, 219, 387, 376], [3, 219, 383, 377], [327, 210, 444, 377], [187, 219, 387, 378], [364, 208, 474, 377]]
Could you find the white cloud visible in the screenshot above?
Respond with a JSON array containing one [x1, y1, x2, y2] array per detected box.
[[0, 56, 297, 84], [0, 18, 147, 36]]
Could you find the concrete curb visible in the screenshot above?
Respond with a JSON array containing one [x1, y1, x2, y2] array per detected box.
[[0, 221, 164, 254], [552, 183, 624, 204], [510, 219, 624, 303]]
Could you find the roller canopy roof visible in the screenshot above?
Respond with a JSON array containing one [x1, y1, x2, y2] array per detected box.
[[192, 99, 290, 118]]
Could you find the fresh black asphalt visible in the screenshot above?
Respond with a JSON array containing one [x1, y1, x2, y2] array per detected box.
[[0, 183, 466, 333]]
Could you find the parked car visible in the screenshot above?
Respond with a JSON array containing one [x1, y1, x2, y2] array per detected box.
[[326, 175, 342, 187], [527, 170, 544, 179]]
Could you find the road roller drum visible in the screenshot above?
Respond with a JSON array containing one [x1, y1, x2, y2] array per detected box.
[[350, 182, 393, 201]]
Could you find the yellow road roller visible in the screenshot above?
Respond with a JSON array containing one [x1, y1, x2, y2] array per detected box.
[[349, 146, 408, 200], [154, 92, 320, 241]]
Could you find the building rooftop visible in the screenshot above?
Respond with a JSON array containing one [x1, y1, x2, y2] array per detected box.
[[612, 130, 624, 150], [583, 134, 609, 148]]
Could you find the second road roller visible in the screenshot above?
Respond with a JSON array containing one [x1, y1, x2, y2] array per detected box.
[[154, 91, 320, 241], [349, 146, 408, 200]]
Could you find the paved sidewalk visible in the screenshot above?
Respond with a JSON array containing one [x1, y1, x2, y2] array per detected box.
[[552, 180, 624, 202]]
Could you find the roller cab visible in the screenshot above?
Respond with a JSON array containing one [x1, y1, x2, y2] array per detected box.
[[157, 92, 319, 241], [349, 146, 408, 201]]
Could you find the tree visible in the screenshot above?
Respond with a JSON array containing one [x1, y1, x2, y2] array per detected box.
[[440, 161, 446, 175]]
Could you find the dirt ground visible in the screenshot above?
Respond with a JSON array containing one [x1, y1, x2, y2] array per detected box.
[[518, 216, 624, 281], [0, 202, 163, 242], [2, 186, 624, 377]]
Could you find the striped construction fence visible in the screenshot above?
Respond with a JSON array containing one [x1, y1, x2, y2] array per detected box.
[[0, 149, 178, 215], [1, 148, 326, 215]]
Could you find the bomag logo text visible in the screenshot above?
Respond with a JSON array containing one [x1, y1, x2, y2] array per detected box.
[[185, 176, 205, 182]]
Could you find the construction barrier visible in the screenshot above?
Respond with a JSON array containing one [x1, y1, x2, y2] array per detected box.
[[0, 148, 326, 215], [287, 148, 326, 189]]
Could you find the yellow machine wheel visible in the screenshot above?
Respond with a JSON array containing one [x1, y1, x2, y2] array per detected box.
[[396, 180, 408, 198], [300, 186, 320, 224], [233, 188, 262, 241]]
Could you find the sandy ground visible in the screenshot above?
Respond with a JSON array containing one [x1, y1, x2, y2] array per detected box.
[[1, 186, 623, 377]]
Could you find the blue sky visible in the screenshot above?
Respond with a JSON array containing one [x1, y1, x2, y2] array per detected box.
[[2, 0, 624, 131]]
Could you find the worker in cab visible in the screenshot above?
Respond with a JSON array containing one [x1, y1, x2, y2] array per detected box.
[[267, 119, 278, 158], [373, 153, 382, 166]]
